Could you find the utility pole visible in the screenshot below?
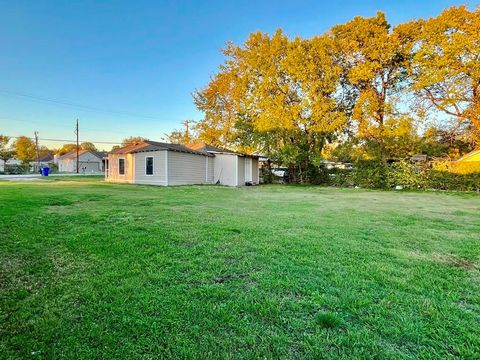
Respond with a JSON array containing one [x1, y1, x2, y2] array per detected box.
[[34, 131, 40, 172], [182, 120, 194, 143], [74, 119, 79, 173]]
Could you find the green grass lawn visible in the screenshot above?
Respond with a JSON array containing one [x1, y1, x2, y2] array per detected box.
[[1, 178, 479, 359]]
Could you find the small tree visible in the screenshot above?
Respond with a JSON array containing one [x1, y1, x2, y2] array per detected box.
[[80, 142, 98, 151], [0, 135, 14, 164], [57, 143, 77, 155], [13, 136, 36, 163]]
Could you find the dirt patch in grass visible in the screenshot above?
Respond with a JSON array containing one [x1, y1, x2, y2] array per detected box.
[[393, 249, 478, 270]]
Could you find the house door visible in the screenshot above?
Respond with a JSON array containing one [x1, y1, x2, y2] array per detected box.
[[245, 158, 252, 182]]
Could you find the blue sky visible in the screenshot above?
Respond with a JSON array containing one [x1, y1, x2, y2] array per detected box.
[[0, 0, 475, 149]]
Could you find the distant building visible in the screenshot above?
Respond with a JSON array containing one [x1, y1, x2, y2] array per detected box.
[[57, 150, 106, 173], [0, 158, 22, 172], [411, 154, 428, 162], [30, 153, 55, 172]]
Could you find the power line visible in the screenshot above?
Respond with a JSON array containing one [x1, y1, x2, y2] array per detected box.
[[4, 135, 121, 145], [0, 116, 145, 136], [0, 89, 166, 120]]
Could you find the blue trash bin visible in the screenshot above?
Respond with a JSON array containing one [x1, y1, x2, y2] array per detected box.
[[41, 167, 50, 176]]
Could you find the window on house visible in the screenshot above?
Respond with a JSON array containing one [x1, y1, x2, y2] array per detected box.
[[119, 158, 125, 175], [146, 156, 154, 175]]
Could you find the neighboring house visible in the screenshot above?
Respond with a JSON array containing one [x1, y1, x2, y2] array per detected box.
[[0, 158, 22, 172], [58, 150, 107, 173], [30, 153, 55, 171], [105, 141, 259, 186], [457, 149, 480, 163]]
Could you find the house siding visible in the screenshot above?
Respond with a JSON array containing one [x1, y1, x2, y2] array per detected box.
[[133, 151, 167, 185], [167, 151, 212, 185], [106, 153, 135, 183], [213, 154, 238, 186], [237, 156, 245, 186], [208, 157, 214, 183], [252, 158, 259, 184]]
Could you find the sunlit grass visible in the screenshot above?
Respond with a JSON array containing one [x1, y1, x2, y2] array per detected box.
[[1, 178, 479, 358]]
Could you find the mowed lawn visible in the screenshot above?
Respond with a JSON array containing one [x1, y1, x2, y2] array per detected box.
[[1, 178, 479, 359]]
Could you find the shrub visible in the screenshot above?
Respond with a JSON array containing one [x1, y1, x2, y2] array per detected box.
[[427, 170, 480, 192], [386, 161, 430, 190], [4, 164, 30, 175], [324, 160, 480, 192], [353, 160, 388, 189], [308, 165, 330, 185], [327, 168, 355, 187], [47, 163, 59, 174]]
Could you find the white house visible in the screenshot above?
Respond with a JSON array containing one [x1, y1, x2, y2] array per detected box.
[[0, 158, 22, 173], [29, 153, 55, 172], [105, 141, 259, 186], [58, 150, 106, 173]]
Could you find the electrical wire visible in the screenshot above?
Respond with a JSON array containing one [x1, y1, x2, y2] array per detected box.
[[4, 135, 121, 145], [0, 89, 167, 120]]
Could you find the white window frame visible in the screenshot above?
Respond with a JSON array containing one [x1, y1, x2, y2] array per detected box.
[[145, 156, 154, 176], [118, 158, 125, 176]]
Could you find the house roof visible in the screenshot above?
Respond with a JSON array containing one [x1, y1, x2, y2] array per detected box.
[[457, 149, 480, 162], [109, 141, 214, 157], [185, 142, 259, 158], [59, 149, 106, 160], [96, 151, 108, 159], [38, 153, 54, 162], [187, 143, 235, 153]]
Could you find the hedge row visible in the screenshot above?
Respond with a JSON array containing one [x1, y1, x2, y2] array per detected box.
[[327, 160, 480, 192]]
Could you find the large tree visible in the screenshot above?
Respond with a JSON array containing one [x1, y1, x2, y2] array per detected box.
[[194, 30, 348, 181], [14, 136, 36, 163], [412, 6, 480, 140], [330, 12, 419, 160]]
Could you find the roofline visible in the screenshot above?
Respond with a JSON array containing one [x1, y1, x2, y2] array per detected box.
[[133, 148, 214, 157], [108, 144, 214, 157], [210, 150, 259, 158], [59, 149, 106, 160]]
